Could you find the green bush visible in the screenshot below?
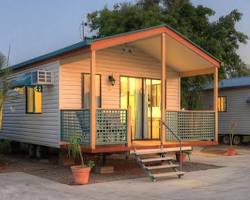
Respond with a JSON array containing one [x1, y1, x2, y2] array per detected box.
[[0, 139, 11, 154]]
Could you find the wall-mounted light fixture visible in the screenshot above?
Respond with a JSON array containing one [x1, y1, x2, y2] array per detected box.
[[108, 75, 116, 86]]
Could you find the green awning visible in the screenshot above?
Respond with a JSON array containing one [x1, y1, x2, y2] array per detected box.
[[9, 73, 32, 89]]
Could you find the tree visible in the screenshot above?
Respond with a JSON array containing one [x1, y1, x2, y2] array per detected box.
[[87, 0, 248, 108], [0, 53, 12, 126]]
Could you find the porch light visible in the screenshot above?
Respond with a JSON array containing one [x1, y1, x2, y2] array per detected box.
[[108, 75, 116, 86]]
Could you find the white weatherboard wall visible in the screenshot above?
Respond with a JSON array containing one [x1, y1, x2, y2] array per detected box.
[[60, 46, 180, 110], [202, 88, 250, 135], [0, 61, 60, 148]]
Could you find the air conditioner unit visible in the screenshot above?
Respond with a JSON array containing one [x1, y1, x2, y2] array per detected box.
[[30, 70, 54, 85]]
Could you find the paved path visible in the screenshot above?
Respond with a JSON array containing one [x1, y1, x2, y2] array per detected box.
[[0, 153, 250, 200]]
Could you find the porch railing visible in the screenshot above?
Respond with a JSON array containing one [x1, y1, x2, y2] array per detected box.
[[165, 110, 215, 141], [61, 109, 90, 144], [61, 109, 128, 146], [96, 109, 128, 145]]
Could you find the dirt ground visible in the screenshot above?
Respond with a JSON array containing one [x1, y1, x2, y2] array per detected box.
[[195, 144, 250, 156], [0, 149, 222, 185]]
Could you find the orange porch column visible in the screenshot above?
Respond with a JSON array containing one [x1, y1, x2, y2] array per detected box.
[[90, 50, 96, 149], [161, 33, 166, 145], [213, 66, 218, 143]]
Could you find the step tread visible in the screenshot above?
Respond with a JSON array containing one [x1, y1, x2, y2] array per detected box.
[[141, 157, 173, 163], [151, 171, 184, 178], [146, 164, 179, 170], [131, 146, 192, 155]]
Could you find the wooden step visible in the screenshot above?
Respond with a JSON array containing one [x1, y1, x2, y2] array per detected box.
[[151, 171, 184, 178], [141, 157, 173, 163], [131, 146, 192, 155], [146, 164, 179, 170]]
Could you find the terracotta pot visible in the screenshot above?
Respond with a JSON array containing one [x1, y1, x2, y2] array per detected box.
[[71, 166, 91, 185], [227, 147, 236, 156], [176, 153, 186, 162]]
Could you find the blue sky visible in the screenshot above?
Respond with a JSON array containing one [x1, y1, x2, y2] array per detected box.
[[0, 0, 249, 65]]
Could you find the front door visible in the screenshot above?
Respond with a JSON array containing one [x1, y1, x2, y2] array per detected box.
[[120, 77, 161, 140]]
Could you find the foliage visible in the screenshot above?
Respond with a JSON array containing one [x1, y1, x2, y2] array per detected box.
[[0, 53, 12, 115], [87, 0, 249, 109], [0, 139, 11, 154], [181, 75, 210, 109], [68, 133, 95, 168], [229, 121, 237, 147]]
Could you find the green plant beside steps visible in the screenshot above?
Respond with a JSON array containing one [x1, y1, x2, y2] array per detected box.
[[68, 133, 95, 168]]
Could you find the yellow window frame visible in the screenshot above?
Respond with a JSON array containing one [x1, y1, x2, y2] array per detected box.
[[218, 96, 227, 112], [26, 86, 42, 114]]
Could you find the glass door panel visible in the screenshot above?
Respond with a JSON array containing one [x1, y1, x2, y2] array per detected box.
[[120, 77, 161, 140], [120, 77, 128, 109], [129, 78, 143, 140], [151, 80, 161, 139], [143, 79, 151, 139]]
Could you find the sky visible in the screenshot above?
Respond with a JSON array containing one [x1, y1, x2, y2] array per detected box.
[[0, 0, 249, 65]]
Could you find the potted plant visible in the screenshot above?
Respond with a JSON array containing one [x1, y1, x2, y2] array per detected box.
[[68, 134, 95, 185], [227, 121, 237, 156]]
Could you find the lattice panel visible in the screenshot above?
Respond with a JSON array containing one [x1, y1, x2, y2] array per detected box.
[[166, 111, 215, 141], [96, 109, 128, 145], [61, 110, 90, 144], [166, 111, 178, 141]]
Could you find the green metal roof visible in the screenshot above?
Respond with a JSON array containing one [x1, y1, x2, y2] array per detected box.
[[11, 39, 91, 70], [11, 24, 221, 70]]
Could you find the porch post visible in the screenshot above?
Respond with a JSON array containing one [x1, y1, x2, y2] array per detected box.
[[213, 66, 218, 143], [90, 50, 96, 149], [161, 33, 166, 145]]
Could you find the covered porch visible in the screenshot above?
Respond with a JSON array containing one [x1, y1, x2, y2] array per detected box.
[[60, 25, 220, 153]]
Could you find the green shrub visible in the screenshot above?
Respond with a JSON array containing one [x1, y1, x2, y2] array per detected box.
[[68, 133, 95, 168], [0, 139, 11, 154]]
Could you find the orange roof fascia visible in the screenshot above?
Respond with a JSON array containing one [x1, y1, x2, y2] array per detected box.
[[91, 26, 220, 68]]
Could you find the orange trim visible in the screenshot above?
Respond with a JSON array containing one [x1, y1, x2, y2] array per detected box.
[[91, 26, 220, 67], [90, 50, 96, 150], [161, 33, 166, 145], [214, 67, 219, 142], [179, 68, 214, 77], [60, 141, 217, 154]]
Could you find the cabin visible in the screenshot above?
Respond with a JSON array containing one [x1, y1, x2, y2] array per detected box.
[[202, 76, 250, 145], [0, 25, 220, 154]]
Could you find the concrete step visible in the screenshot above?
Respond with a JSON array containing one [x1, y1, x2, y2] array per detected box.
[[141, 157, 173, 163], [131, 146, 192, 155], [145, 164, 179, 170], [151, 171, 184, 178]]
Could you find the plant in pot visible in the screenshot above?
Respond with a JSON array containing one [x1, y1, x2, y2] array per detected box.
[[68, 133, 95, 185], [227, 121, 237, 156]]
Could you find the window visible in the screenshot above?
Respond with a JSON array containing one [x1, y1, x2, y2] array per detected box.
[[151, 80, 161, 107], [26, 86, 42, 113], [82, 74, 101, 108], [0, 107, 2, 129], [218, 96, 227, 112]]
